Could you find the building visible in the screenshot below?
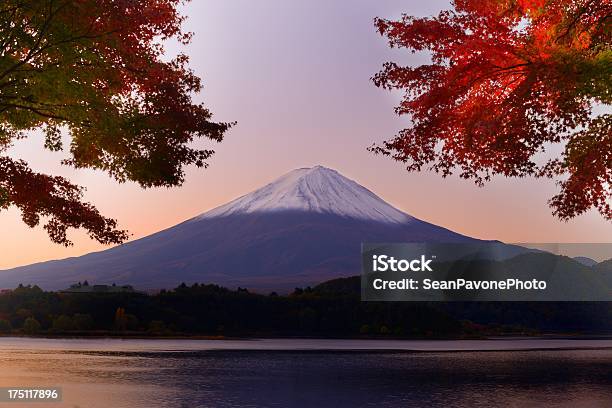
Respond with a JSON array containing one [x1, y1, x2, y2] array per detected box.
[[60, 282, 137, 294]]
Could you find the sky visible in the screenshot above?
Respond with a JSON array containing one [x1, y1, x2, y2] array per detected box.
[[0, 0, 610, 269]]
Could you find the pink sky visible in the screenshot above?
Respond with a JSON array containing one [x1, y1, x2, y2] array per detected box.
[[0, 0, 610, 269]]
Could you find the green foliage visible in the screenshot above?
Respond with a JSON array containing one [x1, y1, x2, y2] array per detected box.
[[23, 317, 41, 334], [0, 319, 11, 332], [52, 315, 74, 331]]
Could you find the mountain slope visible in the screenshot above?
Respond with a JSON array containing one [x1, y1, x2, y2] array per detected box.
[[0, 166, 476, 291]]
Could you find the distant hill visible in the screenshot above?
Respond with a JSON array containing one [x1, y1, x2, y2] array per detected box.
[[573, 256, 599, 267], [320, 252, 612, 300], [313, 252, 612, 332], [593, 259, 612, 288]]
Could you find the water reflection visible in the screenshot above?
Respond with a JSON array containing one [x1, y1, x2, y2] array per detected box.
[[0, 339, 610, 407]]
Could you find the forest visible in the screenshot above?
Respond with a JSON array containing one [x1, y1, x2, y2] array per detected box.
[[0, 277, 609, 338]]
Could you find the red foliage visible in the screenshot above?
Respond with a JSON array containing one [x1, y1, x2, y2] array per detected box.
[[0, 157, 127, 245], [373, 0, 611, 220]]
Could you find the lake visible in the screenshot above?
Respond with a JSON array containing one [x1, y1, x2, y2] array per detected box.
[[0, 337, 610, 407]]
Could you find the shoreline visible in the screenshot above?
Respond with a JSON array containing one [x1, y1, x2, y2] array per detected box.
[[2, 332, 612, 341], [1, 336, 612, 354]]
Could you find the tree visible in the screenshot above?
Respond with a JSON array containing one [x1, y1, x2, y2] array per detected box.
[[15, 308, 32, 321], [72, 313, 94, 331], [23, 316, 41, 334], [52, 314, 74, 331], [0, 319, 11, 332], [125, 313, 139, 331], [373, 0, 611, 220], [114, 307, 126, 331], [0, 0, 232, 245], [148, 320, 166, 334]]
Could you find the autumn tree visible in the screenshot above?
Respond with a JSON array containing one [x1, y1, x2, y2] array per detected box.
[[114, 307, 126, 331], [0, 0, 232, 245], [373, 0, 611, 220]]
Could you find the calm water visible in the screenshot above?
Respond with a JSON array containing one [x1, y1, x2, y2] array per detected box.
[[0, 337, 610, 407]]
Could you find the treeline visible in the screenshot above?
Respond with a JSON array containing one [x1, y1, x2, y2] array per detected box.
[[0, 283, 466, 337], [0, 280, 609, 338], [318, 276, 612, 333]]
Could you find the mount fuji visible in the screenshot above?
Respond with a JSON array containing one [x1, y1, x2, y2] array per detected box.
[[0, 166, 479, 291]]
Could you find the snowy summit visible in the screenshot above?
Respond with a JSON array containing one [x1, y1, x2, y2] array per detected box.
[[195, 165, 414, 224]]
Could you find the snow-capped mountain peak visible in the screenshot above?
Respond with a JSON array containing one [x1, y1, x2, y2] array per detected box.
[[195, 165, 414, 224]]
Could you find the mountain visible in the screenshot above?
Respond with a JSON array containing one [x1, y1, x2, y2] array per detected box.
[[573, 256, 598, 267], [0, 166, 478, 292]]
